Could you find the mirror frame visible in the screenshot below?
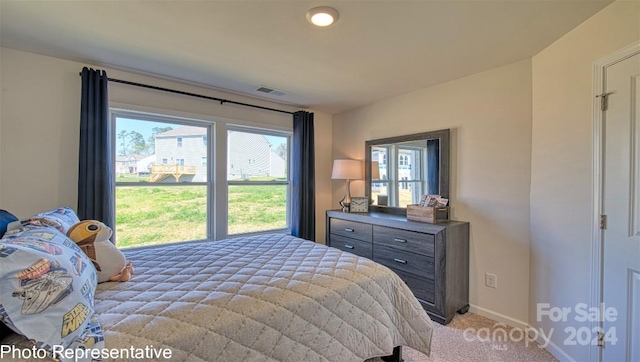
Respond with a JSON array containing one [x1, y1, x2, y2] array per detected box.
[[365, 128, 450, 214]]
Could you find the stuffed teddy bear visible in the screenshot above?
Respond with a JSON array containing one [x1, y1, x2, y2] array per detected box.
[[67, 220, 131, 283]]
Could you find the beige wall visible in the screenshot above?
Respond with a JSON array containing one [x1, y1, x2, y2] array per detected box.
[[530, 1, 640, 360], [0, 47, 333, 242], [1, 48, 81, 217], [333, 59, 533, 324]]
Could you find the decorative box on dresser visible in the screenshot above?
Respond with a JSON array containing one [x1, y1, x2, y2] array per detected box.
[[326, 210, 470, 325]]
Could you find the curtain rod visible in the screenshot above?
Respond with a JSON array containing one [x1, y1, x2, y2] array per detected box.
[[79, 73, 295, 115]]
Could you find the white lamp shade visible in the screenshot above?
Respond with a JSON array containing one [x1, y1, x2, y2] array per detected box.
[[371, 161, 381, 180], [331, 159, 363, 180]]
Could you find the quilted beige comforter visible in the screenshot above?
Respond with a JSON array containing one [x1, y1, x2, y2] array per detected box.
[[94, 234, 433, 361]]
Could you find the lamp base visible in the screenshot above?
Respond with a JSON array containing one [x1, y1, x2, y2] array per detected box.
[[339, 199, 350, 213], [339, 179, 352, 212]]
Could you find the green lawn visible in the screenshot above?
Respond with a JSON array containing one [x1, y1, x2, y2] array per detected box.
[[116, 174, 150, 182], [115, 185, 286, 248]]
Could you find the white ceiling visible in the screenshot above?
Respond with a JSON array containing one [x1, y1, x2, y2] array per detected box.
[[0, 0, 612, 114]]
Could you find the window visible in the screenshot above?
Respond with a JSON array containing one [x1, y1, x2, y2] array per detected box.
[[113, 112, 210, 248], [112, 110, 292, 248], [371, 146, 389, 206], [371, 144, 426, 208], [396, 147, 424, 207], [227, 128, 290, 235]]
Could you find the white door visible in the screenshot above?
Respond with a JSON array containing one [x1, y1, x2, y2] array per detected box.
[[603, 50, 640, 362]]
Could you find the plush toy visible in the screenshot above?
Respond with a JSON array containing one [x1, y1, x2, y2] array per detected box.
[[67, 220, 130, 283], [109, 261, 134, 282]]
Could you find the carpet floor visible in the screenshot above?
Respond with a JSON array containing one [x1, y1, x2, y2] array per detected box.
[[370, 313, 558, 362]]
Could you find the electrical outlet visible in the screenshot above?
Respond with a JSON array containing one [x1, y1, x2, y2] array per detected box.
[[485, 273, 497, 288]]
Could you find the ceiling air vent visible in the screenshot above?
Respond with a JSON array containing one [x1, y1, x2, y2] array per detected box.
[[256, 86, 287, 97]]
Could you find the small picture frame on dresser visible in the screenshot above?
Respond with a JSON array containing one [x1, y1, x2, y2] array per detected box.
[[349, 197, 369, 213]]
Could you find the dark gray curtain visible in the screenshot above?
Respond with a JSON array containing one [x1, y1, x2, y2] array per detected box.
[[427, 139, 439, 195], [291, 111, 315, 241], [78, 67, 114, 229]]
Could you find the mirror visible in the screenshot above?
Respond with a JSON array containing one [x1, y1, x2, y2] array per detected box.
[[365, 129, 449, 213]]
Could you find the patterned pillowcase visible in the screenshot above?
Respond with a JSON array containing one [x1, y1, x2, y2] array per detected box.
[[32, 207, 80, 234], [0, 209, 18, 238], [0, 224, 104, 359]]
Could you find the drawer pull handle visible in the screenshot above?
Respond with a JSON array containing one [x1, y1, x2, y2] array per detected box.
[[344, 228, 354, 232], [393, 238, 407, 243], [344, 244, 354, 249], [393, 258, 407, 264]]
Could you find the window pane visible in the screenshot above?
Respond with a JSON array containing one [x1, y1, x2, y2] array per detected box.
[[371, 182, 389, 206], [398, 147, 423, 181], [398, 181, 423, 208], [115, 118, 208, 183], [115, 185, 207, 248], [372, 146, 388, 180], [227, 130, 287, 181], [228, 185, 287, 234]]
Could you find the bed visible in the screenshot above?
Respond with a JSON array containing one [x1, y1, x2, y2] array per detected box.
[[1, 212, 433, 362], [94, 234, 433, 361]]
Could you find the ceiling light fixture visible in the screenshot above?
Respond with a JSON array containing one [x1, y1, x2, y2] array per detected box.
[[306, 6, 339, 27]]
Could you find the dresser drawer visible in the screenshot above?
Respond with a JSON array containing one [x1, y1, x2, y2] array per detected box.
[[330, 234, 373, 259], [330, 218, 372, 242], [391, 267, 435, 304], [373, 245, 434, 278], [373, 226, 434, 257]]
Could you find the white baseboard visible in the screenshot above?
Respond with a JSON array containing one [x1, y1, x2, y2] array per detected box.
[[468, 304, 575, 362], [468, 304, 529, 330], [541, 338, 576, 362]]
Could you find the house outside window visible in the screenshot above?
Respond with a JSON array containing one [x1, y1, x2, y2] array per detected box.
[[177, 137, 183, 147]]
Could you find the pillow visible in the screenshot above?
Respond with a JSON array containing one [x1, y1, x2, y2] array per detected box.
[[0, 224, 103, 359], [32, 207, 80, 234], [0, 209, 18, 238]]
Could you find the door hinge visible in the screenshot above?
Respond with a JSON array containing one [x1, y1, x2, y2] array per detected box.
[[600, 214, 607, 230], [596, 93, 611, 112]]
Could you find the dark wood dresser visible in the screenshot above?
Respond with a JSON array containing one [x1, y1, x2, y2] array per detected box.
[[326, 210, 469, 325]]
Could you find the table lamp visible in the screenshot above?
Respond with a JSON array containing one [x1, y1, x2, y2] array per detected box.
[[331, 159, 362, 212]]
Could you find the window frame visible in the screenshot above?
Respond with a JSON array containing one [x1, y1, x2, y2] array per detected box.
[[110, 107, 293, 246], [371, 144, 430, 207], [110, 109, 214, 244]]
